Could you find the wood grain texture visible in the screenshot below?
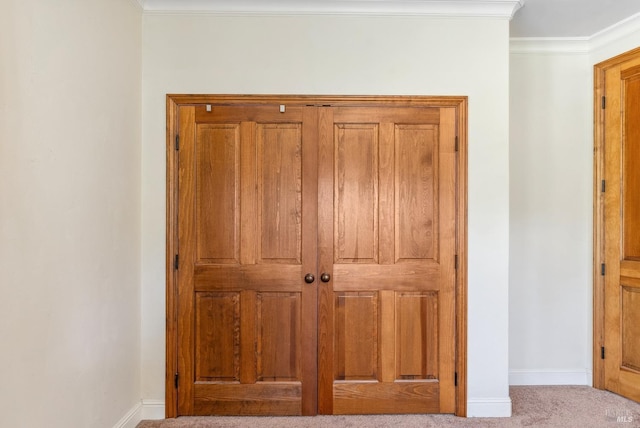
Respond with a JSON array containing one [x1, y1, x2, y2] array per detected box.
[[165, 96, 179, 418], [196, 124, 240, 263], [195, 292, 240, 381], [167, 95, 468, 417], [593, 46, 640, 393], [257, 124, 302, 264], [333, 382, 439, 414], [320, 105, 458, 414], [257, 293, 301, 381], [621, 285, 640, 372], [455, 99, 468, 417], [437, 107, 457, 413], [334, 292, 378, 381], [174, 104, 313, 416], [598, 51, 640, 404], [334, 124, 379, 264], [193, 383, 302, 416], [623, 75, 640, 260], [317, 107, 335, 415], [240, 290, 257, 384], [396, 292, 438, 380], [300, 106, 319, 415], [176, 106, 196, 415], [395, 125, 437, 262]]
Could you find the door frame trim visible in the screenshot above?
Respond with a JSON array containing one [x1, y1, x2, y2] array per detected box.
[[165, 94, 468, 417], [593, 46, 640, 391]]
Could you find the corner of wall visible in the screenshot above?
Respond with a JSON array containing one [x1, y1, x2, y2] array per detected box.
[[113, 402, 143, 428]]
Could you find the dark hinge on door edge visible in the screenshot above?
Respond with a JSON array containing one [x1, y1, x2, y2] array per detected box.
[[601, 180, 606, 193], [602, 96, 606, 109], [174, 254, 179, 270], [454, 372, 458, 386], [175, 135, 180, 151], [455, 136, 459, 152], [601, 347, 605, 359], [174, 372, 179, 388], [601, 263, 605, 276]]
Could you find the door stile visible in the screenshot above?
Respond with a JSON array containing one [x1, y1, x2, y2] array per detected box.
[[301, 107, 319, 415], [438, 107, 457, 413], [317, 106, 335, 414], [176, 106, 197, 415]]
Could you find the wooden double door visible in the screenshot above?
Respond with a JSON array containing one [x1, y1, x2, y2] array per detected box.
[[167, 96, 467, 417]]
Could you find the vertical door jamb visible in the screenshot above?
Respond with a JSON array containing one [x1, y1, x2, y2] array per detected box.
[[166, 95, 179, 418]]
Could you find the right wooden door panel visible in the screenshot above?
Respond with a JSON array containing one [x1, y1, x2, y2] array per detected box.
[[318, 106, 457, 414]]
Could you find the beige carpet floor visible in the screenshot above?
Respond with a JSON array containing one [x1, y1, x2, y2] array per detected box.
[[137, 386, 640, 427]]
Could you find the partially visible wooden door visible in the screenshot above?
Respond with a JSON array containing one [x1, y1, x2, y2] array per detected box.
[[317, 106, 458, 414], [175, 104, 318, 415], [595, 48, 640, 403]]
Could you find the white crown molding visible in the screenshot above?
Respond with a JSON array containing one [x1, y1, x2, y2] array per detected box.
[[511, 10, 640, 54], [142, 0, 524, 18], [590, 11, 640, 53]]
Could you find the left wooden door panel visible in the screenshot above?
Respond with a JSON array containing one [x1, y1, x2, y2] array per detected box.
[[176, 105, 318, 415]]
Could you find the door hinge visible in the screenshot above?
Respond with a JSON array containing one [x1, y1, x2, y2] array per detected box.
[[601, 263, 605, 276], [601, 180, 606, 193], [174, 254, 179, 270], [175, 134, 180, 151], [601, 346, 605, 360], [455, 136, 459, 152], [454, 372, 458, 386], [602, 96, 606, 109], [174, 372, 179, 389], [454, 255, 459, 270]]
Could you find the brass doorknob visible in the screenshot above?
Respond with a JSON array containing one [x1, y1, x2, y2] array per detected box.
[[320, 273, 331, 282], [304, 273, 315, 284]]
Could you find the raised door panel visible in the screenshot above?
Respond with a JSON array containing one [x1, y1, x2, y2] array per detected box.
[[195, 124, 240, 263]]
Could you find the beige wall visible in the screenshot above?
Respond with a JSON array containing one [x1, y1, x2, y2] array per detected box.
[[0, 1, 142, 427], [141, 14, 512, 416], [509, 52, 592, 384]]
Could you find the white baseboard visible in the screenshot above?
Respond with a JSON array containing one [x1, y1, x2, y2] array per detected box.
[[509, 369, 591, 386], [113, 402, 142, 428], [137, 398, 513, 419], [141, 399, 166, 420], [467, 397, 512, 417]]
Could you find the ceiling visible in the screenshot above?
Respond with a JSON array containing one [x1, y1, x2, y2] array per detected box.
[[511, 0, 640, 38], [139, 0, 640, 38]]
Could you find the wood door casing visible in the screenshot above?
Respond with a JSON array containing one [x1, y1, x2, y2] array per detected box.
[[594, 48, 640, 403], [166, 95, 468, 418], [318, 106, 457, 414]]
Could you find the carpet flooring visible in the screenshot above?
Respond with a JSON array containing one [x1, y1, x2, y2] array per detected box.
[[137, 386, 640, 427]]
